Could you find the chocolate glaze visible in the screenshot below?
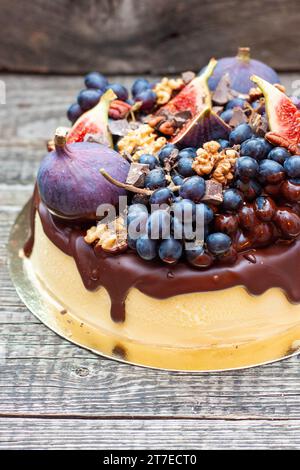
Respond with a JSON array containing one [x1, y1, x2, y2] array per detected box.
[[24, 193, 300, 323]]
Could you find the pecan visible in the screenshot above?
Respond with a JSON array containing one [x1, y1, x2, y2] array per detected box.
[[148, 115, 165, 128], [157, 119, 177, 136], [109, 100, 131, 120], [248, 87, 263, 102]]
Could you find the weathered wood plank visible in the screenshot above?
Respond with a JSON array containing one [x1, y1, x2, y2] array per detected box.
[[1, 418, 300, 449], [0, 1, 300, 74]]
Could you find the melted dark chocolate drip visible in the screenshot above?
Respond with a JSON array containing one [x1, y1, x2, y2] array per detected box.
[[24, 195, 300, 323]]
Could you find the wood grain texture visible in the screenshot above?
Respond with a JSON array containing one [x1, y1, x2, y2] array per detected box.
[[0, 1, 300, 74], [1, 73, 300, 449], [2, 418, 300, 450]]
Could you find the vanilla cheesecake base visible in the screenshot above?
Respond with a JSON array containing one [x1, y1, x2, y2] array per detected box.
[[24, 213, 300, 370]]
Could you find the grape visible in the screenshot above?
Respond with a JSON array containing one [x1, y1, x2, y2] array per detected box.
[[158, 238, 183, 264], [108, 83, 129, 101], [67, 103, 83, 124], [206, 232, 232, 256], [84, 72, 108, 90], [136, 235, 157, 260], [77, 89, 102, 111]]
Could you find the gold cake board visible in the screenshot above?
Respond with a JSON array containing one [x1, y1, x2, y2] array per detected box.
[[8, 201, 300, 372]]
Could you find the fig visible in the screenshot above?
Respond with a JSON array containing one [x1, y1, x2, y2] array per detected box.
[[67, 88, 116, 147], [251, 75, 300, 154], [171, 108, 231, 149], [205, 47, 280, 94], [37, 128, 129, 220], [157, 58, 217, 117]]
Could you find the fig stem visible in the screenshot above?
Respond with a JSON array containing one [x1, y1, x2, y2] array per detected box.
[[100, 168, 180, 195], [237, 47, 250, 62], [100, 168, 153, 195], [54, 127, 69, 147]]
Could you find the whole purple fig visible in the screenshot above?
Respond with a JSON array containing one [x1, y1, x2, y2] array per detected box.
[[203, 47, 280, 94], [37, 127, 129, 220]]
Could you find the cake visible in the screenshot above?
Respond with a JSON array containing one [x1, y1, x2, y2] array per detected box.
[[21, 48, 300, 370]]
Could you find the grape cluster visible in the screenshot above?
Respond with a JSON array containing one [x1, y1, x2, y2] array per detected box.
[[125, 124, 300, 267], [67, 74, 158, 125]]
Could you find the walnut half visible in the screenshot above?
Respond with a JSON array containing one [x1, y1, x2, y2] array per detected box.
[[84, 217, 128, 254], [192, 141, 238, 186]]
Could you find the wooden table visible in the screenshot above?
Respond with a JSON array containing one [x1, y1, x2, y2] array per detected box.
[[1, 74, 300, 450]]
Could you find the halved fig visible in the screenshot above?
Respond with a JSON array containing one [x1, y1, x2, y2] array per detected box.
[[251, 75, 300, 154], [157, 58, 217, 117], [171, 108, 231, 149], [67, 89, 116, 147]]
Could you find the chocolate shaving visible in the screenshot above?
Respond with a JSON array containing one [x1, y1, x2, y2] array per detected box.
[[174, 110, 192, 123], [126, 162, 150, 188], [202, 180, 223, 204], [249, 112, 269, 137], [229, 108, 248, 127], [84, 133, 108, 145], [212, 73, 234, 105], [163, 148, 179, 173], [108, 118, 130, 137], [181, 71, 196, 84]]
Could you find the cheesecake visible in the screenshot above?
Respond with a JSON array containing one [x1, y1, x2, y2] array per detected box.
[[21, 55, 300, 370]]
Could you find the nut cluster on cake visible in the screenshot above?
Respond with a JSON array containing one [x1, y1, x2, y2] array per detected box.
[[39, 47, 300, 269]]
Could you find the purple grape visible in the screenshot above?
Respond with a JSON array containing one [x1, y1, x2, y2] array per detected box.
[[108, 83, 129, 101], [67, 103, 83, 124], [220, 109, 234, 123], [136, 235, 157, 260], [77, 89, 103, 111], [159, 238, 183, 264], [131, 78, 151, 97], [179, 176, 206, 203], [225, 98, 246, 110], [84, 72, 108, 91], [207, 232, 232, 256], [147, 210, 171, 239], [134, 89, 157, 112], [139, 154, 157, 170]]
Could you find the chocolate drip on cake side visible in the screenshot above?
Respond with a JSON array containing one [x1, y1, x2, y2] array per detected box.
[[24, 198, 300, 323]]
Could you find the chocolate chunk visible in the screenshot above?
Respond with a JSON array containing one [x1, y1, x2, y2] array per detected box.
[[84, 133, 107, 145], [202, 180, 223, 204], [212, 73, 234, 105], [229, 108, 248, 127], [126, 162, 150, 187], [181, 71, 196, 84], [108, 118, 130, 136], [250, 112, 268, 137], [174, 110, 192, 124]]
